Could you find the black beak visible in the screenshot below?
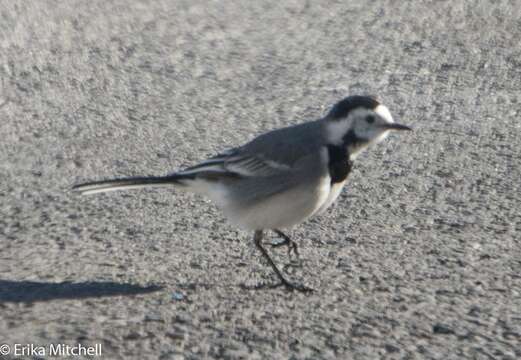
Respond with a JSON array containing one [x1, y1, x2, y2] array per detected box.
[[384, 123, 412, 131]]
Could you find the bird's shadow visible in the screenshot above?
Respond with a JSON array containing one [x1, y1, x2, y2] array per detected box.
[[0, 279, 163, 303]]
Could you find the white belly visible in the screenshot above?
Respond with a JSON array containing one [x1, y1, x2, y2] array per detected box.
[[220, 176, 331, 230]]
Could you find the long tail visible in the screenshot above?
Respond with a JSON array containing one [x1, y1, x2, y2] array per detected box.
[[72, 174, 193, 195]]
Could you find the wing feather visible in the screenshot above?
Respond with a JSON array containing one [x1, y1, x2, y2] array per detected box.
[[179, 119, 324, 180], [180, 153, 291, 178]]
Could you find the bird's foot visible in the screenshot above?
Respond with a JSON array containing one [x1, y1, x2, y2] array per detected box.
[[269, 230, 300, 260], [275, 280, 314, 293], [269, 239, 300, 259], [243, 281, 314, 293]]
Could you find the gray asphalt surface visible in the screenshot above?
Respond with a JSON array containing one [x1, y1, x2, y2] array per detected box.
[[1, 1, 520, 359]]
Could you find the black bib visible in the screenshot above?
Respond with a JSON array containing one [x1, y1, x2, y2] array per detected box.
[[327, 145, 353, 184]]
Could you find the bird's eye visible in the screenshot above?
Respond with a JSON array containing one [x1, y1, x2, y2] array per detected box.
[[366, 115, 375, 124]]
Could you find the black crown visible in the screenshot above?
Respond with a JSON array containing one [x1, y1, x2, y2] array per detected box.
[[327, 95, 379, 120]]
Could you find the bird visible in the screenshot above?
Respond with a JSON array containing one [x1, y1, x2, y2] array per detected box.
[[73, 95, 412, 292]]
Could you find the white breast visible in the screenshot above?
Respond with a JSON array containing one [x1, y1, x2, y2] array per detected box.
[[313, 180, 346, 215], [225, 175, 331, 230]]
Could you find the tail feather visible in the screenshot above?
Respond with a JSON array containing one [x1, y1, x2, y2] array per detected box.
[[72, 174, 192, 195]]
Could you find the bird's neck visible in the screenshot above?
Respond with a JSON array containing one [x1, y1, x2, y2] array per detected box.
[[342, 129, 369, 160]]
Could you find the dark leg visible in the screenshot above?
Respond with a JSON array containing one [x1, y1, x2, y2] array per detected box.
[[253, 230, 312, 293], [270, 229, 300, 259]]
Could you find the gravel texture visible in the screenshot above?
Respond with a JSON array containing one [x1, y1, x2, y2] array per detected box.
[[1, 1, 520, 359]]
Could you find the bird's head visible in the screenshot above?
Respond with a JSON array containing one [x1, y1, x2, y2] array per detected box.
[[324, 95, 411, 158]]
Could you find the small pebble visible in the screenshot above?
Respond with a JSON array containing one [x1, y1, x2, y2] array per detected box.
[[433, 323, 454, 335], [171, 291, 184, 301]]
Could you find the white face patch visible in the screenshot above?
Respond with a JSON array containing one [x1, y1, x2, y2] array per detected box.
[[325, 108, 369, 145], [325, 117, 352, 145], [375, 104, 394, 124]]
